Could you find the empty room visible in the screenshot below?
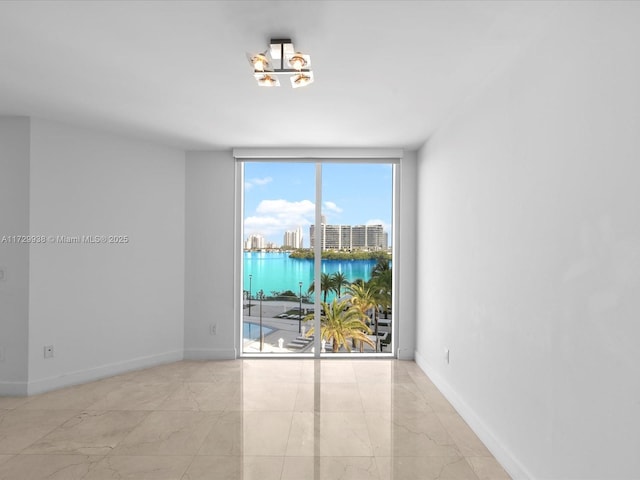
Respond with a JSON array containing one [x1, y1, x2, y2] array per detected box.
[[1, 1, 639, 479]]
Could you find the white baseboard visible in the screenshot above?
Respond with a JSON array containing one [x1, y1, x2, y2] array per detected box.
[[183, 348, 237, 361], [3, 349, 239, 397], [397, 347, 415, 360], [414, 350, 532, 480], [26, 350, 184, 396], [0, 380, 28, 396]]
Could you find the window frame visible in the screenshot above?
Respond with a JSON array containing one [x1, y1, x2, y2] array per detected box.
[[234, 149, 402, 358]]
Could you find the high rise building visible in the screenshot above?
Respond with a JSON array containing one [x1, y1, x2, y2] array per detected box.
[[325, 224, 341, 249], [310, 223, 387, 251], [244, 233, 265, 250], [283, 226, 303, 249], [365, 224, 385, 249], [341, 225, 351, 249], [351, 225, 367, 249], [309, 224, 323, 249]]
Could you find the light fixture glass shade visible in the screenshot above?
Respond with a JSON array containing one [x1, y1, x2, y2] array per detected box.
[[248, 53, 270, 72], [290, 71, 314, 88], [288, 53, 310, 70], [255, 73, 280, 87]]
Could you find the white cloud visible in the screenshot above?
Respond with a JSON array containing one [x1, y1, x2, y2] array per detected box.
[[245, 176, 273, 190], [245, 199, 315, 241], [323, 201, 343, 213], [365, 218, 385, 226], [244, 216, 282, 238], [253, 177, 273, 186], [257, 199, 314, 216], [366, 218, 391, 232]]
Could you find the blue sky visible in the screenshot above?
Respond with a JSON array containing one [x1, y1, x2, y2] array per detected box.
[[244, 162, 393, 247]]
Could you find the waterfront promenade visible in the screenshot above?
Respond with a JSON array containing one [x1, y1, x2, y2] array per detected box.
[[242, 300, 387, 354], [243, 300, 313, 353]]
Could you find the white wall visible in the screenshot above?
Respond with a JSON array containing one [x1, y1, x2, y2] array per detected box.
[[415, 3, 640, 479], [184, 151, 416, 360], [0, 117, 30, 395], [27, 119, 185, 393], [397, 151, 417, 359], [184, 151, 237, 359]]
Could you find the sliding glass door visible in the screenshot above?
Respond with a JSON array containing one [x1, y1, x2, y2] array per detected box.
[[321, 163, 393, 354], [242, 162, 316, 354], [240, 160, 394, 356]]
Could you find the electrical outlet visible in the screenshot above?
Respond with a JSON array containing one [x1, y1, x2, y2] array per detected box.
[[44, 345, 54, 359], [444, 348, 450, 364], [210, 323, 217, 335]]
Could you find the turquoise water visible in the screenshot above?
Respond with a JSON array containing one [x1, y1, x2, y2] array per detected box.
[[243, 251, 378, 301], [243, 322, 274, 340]]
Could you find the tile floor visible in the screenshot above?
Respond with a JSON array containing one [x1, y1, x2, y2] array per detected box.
[[0, 359, 511, 479]]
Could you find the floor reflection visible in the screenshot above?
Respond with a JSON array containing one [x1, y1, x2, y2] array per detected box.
[[0, 359, 509, 479], [238, 359, 509, 480]]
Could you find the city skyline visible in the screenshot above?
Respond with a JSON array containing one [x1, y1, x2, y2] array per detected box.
[[244, 222, 388, 251], [244, 162, 393, 247]]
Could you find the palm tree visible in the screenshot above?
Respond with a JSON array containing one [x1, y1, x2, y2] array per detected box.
[[347, 282, 376, 325], [346, 282, 378, 351], [307, 272, 334, 303], [371, 259, 392, 319], [369, 274, 390, 319], [305, 299, 375, 353], [350, 278, 390, 351], [371, 258, 391, 277], [331, 271, 349, 298], [367, 278, 389, 343]]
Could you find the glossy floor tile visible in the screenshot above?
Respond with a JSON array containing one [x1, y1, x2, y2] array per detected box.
[[0, 359, 510, 479]]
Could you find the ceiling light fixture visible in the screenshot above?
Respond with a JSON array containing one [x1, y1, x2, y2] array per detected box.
[[255, 73, 280, 87], [248, 38, 314, 88], [249, 53, 270, 72], [290, 72, 313, 88]]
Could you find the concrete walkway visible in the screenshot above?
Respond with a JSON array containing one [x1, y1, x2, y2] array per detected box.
[[242, 300, 390, 354], [243, 300, 313, 353]]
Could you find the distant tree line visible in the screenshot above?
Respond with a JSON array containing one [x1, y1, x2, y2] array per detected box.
[[289, 249, 391, 261]]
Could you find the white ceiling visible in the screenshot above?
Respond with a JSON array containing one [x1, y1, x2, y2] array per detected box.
[[0, 1, 558, 150]]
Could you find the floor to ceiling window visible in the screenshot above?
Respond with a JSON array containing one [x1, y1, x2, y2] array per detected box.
[[238, 156, 396, 357], [241, 162, 316, 355]]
